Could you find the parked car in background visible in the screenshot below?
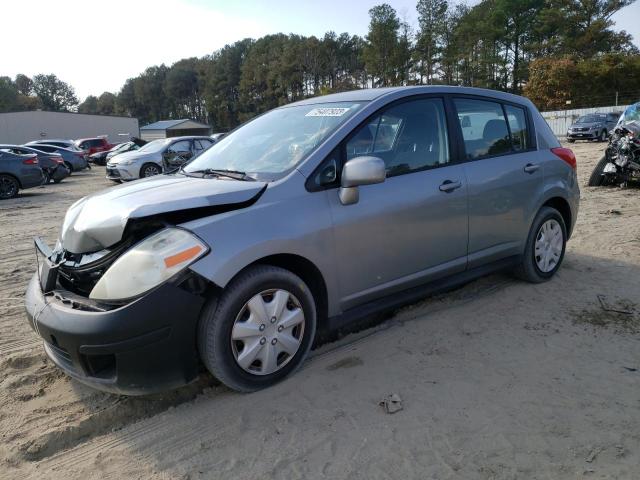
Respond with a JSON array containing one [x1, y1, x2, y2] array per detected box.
[[26, 139, 83, 151], [0, 149, 43, 199], [25, 86, 579, 394], [0, 145, 69, 184], [106, 136, 214, 181], [75, 137, 113, 156], [90, 141, 142, 166], [567, 112, 619, 142], [28, 144, 88, 172]]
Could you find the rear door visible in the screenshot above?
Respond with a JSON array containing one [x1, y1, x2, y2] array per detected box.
[[452, 97, 542, 268], [326, 97, 469, 310]]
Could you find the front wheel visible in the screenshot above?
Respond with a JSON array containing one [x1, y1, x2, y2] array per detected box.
[[140, 163, 161, 178], [514, 207, 567, 283], [198, 265, 317, 392], [587, 155, 612, 186]]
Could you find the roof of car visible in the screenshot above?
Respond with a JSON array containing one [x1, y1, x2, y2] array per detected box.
[[141, 119, 211, 130], [76, 137, 106, 142], [286, 86, 531, 107]]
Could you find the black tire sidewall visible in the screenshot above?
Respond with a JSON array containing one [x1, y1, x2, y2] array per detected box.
[[0, 175, 19, 199], [200, 266, 317, 392], [525, 207, 567, 281]]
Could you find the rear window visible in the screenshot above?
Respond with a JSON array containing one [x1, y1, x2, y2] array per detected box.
[[454, 98, 511, 159], [504, 105, 529, 151]]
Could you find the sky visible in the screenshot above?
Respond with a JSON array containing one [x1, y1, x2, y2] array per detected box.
[[3, 0, 640, 100]]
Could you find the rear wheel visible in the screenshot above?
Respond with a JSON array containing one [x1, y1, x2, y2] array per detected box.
[[42, 170, 51, 185], [140, 163, 161, 178], [600, 130, 608, 142], [198, 265, 317, 392], [514, 206, 567, 283], [64, 161, 73, 174], [0, 175, 20, 199]]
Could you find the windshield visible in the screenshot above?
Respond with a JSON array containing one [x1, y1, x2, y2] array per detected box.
[[620, 103, 640, 124], [137, 139, 169, 154], [577, 114, 606, 124], [183, 102, 365, 180]]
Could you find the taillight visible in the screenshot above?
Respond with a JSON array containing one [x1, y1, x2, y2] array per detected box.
[[23, 156, 38, 165], [551, 147, 577, 170]]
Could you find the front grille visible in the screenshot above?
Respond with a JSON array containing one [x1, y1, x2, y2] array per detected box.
[[106, 167, 120, 177], [44, 341, 78, 373]]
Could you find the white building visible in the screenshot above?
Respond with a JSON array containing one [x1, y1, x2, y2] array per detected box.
[[0, 110, 139, 145]]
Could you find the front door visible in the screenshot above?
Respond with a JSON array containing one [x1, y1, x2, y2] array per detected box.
[[328, 97, 469, 311]]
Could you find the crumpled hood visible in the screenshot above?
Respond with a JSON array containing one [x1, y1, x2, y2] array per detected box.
[[61, 175, 266, 254]]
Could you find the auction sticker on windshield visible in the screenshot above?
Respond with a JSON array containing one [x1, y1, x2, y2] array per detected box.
[[305, 107, 351, 117]]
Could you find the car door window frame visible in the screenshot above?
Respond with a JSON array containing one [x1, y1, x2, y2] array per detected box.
[[449, 94, 537, 162], [306, 94, 462, 192]]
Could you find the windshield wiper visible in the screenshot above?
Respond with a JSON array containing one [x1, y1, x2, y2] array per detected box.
[[182, 168, 254, 181]]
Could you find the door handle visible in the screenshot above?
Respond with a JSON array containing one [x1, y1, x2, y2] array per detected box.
[[524, 163, 540, 174], [439, 180, 462, 192]]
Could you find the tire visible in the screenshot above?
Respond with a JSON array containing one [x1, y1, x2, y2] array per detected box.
[[0, 174, 20, 199], [567, 138, 575, 143], [64, 162, 73, 174], [42, 170, 51, 185], [140, 163, 161, 178], [514, 206, 567, 283], [587, 155, 609, 186], [198, 265, 317, 392], [599, 130, 608, 142]]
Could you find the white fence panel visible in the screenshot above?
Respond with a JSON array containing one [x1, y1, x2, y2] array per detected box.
[[541, 105, 629, 137]]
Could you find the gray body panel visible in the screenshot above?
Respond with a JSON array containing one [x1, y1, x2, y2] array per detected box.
[[463, 150, 543, 268], [57, 86, 580, 318]]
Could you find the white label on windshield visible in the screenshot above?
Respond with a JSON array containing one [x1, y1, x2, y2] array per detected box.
[[305, 107, 350, 117]]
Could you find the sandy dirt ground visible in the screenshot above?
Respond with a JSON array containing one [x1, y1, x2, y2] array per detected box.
[[1, 141, 639, 480]]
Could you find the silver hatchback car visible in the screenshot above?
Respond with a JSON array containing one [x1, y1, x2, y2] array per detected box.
[[25, 87, 579, 394]]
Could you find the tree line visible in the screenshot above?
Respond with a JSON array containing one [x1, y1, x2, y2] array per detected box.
[[1, 0, 638, 129]]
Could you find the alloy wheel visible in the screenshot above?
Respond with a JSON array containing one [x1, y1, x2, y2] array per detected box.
[[534, 219, 563, 273], [231, 289, 305, 375], [142, 165, 161, 177]]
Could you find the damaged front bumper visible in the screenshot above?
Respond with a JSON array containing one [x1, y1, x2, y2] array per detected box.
[[24, 242, 207, 395]]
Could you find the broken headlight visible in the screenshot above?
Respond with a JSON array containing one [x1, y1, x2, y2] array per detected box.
[[89, 228, 208, 301]]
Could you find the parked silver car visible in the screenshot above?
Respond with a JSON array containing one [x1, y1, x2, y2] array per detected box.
[[25, 86, 579, 394], [105, 136, 214, 181], [566, 112, 619, 142]]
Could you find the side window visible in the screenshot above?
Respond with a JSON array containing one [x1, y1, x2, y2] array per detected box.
[[167, 140, 191, 153], [345, 98, 450, 176], [504, 105, 529, 151], [453, 98, 510, 159], [194, 139, 212, 152]]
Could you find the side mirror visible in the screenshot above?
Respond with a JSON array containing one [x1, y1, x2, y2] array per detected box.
[[339, 156, 386, 205]]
